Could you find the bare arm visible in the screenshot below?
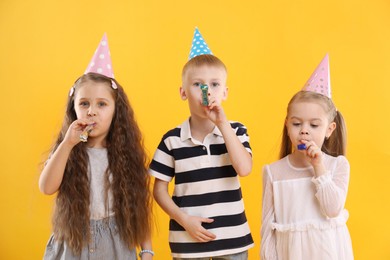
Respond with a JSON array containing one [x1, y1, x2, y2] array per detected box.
[[139, 239, 153, 260], [153, 179, 216, 242], [206, 97, 252, 177], [39, 119, 90, 195], [217, 120, 252, 177], [39, 141, 74, 195]]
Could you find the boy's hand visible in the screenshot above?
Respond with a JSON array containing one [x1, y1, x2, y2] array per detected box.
[[182, 215, 216, 242], [203, 96, 227, 125]]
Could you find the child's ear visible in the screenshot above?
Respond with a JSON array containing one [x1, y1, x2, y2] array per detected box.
[[222, 86, 228, 101], [179, 86, 187, 100], [326, 122, 337, 138]]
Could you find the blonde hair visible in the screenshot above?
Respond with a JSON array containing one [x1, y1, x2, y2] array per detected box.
[[182, 54, 227, 80], [280, 90, 347, 159]]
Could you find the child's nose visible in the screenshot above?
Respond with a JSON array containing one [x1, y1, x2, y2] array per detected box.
[[207, 86, 214, 94], [87, 107, 96, 117], [300, 130, 309, 135]]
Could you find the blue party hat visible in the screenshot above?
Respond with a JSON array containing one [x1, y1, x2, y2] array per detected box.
[[188, 27, 213, 60]]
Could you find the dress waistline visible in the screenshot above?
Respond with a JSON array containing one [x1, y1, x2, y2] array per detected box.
[[272, 210, 349, 232]]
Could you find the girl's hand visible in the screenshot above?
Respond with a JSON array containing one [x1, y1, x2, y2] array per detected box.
[[301, 140, 323, 165], [63, 119, 94, 146], [140, 253, 153, 260], [301, 140, 326, 176], [203, 96, 227, 125], [181, 215, 216, 242]]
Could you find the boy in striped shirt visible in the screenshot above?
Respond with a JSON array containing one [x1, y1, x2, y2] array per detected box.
[[150, 28, 254, 259]]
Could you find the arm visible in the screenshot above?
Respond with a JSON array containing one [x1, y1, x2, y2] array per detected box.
[[312, 156, 350, 218], [206, 99, 252, 177], [39, 119, 90, 195], [302, 141, 350, 218], [153, 179, 216, 242], [39, 141, 74, 195], [217, 120, 252, 177], [261, 166, 278, 260], [139, 239, 153, 260]]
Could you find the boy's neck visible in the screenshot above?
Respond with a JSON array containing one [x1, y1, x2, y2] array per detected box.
[[189, 116, 215, 143]]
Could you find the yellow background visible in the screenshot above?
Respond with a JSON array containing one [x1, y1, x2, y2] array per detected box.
[[1, 0, 389, 259]]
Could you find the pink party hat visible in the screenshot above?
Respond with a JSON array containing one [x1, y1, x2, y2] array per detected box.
[[302, 54, 331, 98], [84, 33, 114, 78]]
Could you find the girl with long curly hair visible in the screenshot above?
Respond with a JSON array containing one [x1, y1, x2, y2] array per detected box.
[[39, 34, 153, 260]]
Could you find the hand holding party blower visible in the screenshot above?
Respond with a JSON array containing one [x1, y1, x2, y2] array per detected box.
[[79, 123, 96, 142]]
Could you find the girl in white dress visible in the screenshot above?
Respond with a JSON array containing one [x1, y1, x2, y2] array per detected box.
[[261, 54, 353, 260]]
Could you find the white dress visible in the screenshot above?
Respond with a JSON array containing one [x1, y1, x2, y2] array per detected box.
[[261, 154, 353, 260]]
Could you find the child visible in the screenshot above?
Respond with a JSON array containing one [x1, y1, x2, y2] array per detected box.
[[150, 28, 254, 259], [39, 34, 154, 260], [261, 54, 353, 259]]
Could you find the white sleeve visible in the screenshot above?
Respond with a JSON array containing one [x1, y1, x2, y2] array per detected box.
[[311, 156, 350, 218], [260, 165, 278, 260]]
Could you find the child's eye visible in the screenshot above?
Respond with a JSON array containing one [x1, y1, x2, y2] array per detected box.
[[211, 82, 220, 87], [311, 124, 319, 128], [98, 102, 107, 107], [79, 101, 89, 107], [193, 82, 201, 87], [292, 123, 301, 126]]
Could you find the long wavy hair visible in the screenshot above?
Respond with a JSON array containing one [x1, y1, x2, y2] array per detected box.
[[280, 90, 347, 159], [50, 72, 152, 254]]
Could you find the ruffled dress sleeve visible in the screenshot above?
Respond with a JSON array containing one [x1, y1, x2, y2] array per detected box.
[[260, 165, 278, 260], [311, 156, 350, 218]]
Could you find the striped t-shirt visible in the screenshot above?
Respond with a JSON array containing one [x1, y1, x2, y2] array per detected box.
[[150, 118, 254, 258]]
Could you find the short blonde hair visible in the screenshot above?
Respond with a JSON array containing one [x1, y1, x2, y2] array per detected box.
[[182, 54, 227, 80]]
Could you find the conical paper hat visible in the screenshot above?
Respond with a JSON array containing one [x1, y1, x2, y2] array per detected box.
[[188, 27, 213, 60], [84, 33, 114, 78], [302, 54, 331, 98]]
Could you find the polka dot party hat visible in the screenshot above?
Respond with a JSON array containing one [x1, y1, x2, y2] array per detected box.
[[84, 33, 114, 78], [188, 27, 213, 60], [302, 54, 331, 98]]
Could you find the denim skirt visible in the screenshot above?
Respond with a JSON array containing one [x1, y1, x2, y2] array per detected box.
[[43, 217, 137, 260]]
